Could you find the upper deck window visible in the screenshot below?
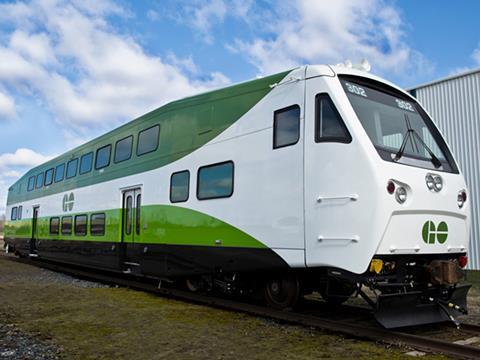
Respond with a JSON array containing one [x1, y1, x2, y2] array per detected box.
[[137, 125, 160, 156], [27, 176, 35, 191], [66, 159, 78, 179], [315, 94, 351, 143], [45, 168, 54, 186], [273, 105, 300, 149], [55, 163, 65, 183], [114, 136, 133, 163], [35, 172, 44, 189], [95, 145, 111, 169], [80, 152, 93, 174], [340, 77, 458, 173]]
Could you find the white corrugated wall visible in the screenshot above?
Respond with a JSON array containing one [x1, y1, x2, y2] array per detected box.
[[411, 70, 480, 269]]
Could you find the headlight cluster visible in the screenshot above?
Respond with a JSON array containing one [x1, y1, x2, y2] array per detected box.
[[387, 180, 407, 204], [425, 174, 443, 192]]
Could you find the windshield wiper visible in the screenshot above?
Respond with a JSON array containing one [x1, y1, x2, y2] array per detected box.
[[410, 130, 442, 168], [393, 114, 442, 168], [393, 128, 413, 162]]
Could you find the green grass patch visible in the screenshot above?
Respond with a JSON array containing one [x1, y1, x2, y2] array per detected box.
[[0, 257, 449, 359]]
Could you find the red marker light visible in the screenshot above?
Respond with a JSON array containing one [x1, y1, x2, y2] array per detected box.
[[387, 181, 395, 194], [458, 255, 468, 268]]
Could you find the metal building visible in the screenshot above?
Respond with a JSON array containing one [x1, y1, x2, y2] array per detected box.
[[408, 69, 480, 269]]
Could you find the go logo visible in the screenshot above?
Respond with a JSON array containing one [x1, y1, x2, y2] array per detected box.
[[62, 192, 75, 212], [422, 221, 448, 244]]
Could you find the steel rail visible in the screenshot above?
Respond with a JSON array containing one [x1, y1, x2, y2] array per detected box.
[[3, 253, 480, 359]]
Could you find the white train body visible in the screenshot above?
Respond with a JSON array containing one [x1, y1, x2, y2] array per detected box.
[[5, 65, 471, 327]]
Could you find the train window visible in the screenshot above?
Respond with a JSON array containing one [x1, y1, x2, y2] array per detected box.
[[11, 207, 17, 221], [66, 159, 78, 179], [315, 94, 352, 143], [50, 217, 60, 235], [136, 194, 141, 236], [35, 172, 44, 189], [74, 215, 87, 236], [170, 170, 190, 203], [27, 176, 35, 191], [137, 125, 160, 156], [95, 144, 111, 169], [125, 195, 132, 235], [197, 161, 234, 200], [91, 213, 106, 236], [55, 163, 65, 183], [114, 136, 133, 163], [61, 216, 73, 235], [273, 105, 300, 149], [18, 206, 22, 220], [45, 168, 54, 186], [80, 152, 93, 174]]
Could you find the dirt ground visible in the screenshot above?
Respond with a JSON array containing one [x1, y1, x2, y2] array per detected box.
[[0, 256, 453, 360]]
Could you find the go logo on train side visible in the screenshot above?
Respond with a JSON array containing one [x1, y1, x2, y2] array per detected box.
[[422, 221, 448, 244], [62, 192, 75, 212]]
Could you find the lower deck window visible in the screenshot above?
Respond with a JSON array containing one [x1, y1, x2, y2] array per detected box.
[[170, 170, 190, 203], [75, 215, 87, 236], [197, 161, 234, 200], [91, 213, 106, 236], [10, 207, 17, 221], [61, 216, 72, 235], [50, 217, 60, 235]]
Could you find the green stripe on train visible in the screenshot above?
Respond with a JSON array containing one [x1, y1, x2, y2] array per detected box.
[[7, 70, 291, 205], [4, 205, 266, 249]]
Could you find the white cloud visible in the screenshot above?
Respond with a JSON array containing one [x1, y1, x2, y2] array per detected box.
[[0, 148, 52, 170], [0, 148, 54, 215], [473, 47, 480, 65], [227, 0, 430, 79], [0, 91, 17, 120], [178, 0, 256, 43], [147, 9, 159, 21], [0, 0, 230, 134]]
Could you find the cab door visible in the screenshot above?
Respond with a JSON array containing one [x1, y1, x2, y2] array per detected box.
[[304, 76, 359, 268], [121, 188, 142, 270]]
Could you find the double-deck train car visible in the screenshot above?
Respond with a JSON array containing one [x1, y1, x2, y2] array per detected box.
[[4, 64, 471, 328]]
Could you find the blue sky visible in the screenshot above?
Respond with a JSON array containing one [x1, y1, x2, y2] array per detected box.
[[0, 0, 479, 215]]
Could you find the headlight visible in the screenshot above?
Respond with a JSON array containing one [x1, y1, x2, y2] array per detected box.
[[426, 174, 443, 192], [425, 174, 435, 190], [433, 175, 443, 191], [457, 190, 467, 208], [395, 186, 407, 204]]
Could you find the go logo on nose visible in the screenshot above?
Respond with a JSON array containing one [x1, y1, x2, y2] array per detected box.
[[422, 221, 448, 244]]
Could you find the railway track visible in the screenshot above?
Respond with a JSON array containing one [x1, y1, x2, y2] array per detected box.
[[3, 252, 480, 359]]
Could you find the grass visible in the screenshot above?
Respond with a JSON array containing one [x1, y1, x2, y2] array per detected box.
[[0, 257, 450, 360]]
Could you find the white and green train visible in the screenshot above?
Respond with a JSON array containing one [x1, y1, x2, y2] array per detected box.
[[4, 65, 471, 328]]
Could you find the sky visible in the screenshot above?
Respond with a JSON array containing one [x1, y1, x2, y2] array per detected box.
[[0, 0, 479, 215]]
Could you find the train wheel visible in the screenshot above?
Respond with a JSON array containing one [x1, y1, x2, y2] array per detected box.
[[264, 275, 300, 309], [185, 277, 202, 292]]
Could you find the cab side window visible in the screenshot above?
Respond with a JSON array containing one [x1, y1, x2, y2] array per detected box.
[[273, 105, 300, 149], [315, 94, 351, 143]]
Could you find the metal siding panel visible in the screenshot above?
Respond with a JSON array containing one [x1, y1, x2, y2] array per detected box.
[[414, 71, 480, 269]]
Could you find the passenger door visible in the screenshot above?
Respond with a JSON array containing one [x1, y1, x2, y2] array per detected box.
[[121, 188, 142, 270], [30, 206, 39, 255]]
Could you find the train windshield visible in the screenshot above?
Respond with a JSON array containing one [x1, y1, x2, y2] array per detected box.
[[340, 78, 458, 173]]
